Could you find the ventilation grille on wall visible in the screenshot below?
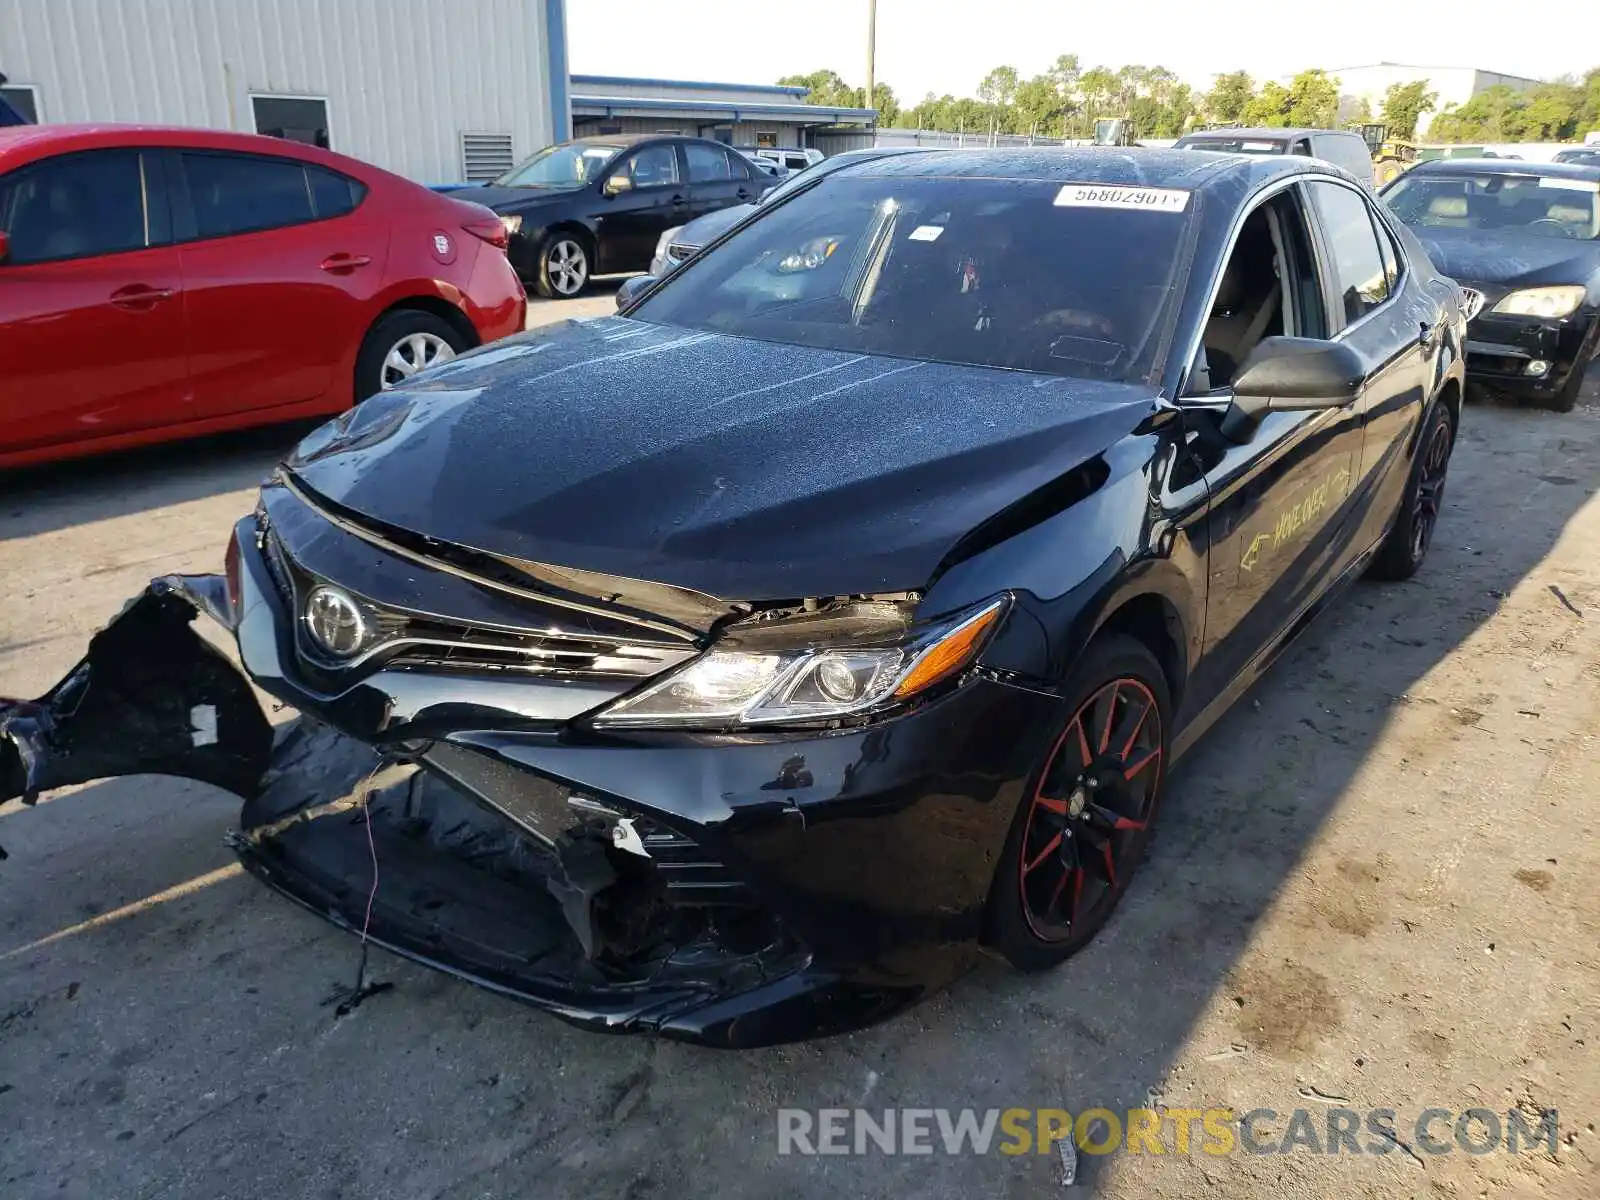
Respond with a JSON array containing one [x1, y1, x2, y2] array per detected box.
[[461, 132, 515, 183]]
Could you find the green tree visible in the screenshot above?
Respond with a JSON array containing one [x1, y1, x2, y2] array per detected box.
[[1204, 71, 1254, 124], [1380, 80, 1437, 139], [976, 65, 1021, 134], [1286, 69, 1341, 128], [863, 82, 900, 126], [1518, 81, 1582, 139], [1242, 81, 1292, 126], [1428, 84, 1525, 140], [777, 69, 858, 108], [1013, 74, 1065, 136]]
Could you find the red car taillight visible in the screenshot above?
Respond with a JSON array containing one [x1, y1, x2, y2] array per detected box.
[[462, 218, 510, 251]]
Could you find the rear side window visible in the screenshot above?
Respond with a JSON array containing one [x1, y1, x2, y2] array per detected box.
[[0, 149, 149, 264], [307, 165, 365, 218], [685, 142, 733, 182], [1306, 181, 1391, 324], [181, 152, 314, 238]]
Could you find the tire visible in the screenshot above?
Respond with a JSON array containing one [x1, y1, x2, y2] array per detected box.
[[1375, 159, 1402, 187], [984, 634, 1171, 972], [354, 310, 468, 401], [534, 233, 590, 299], [1369, 400, 1456, 581], [1545, 362, 1586, 413]]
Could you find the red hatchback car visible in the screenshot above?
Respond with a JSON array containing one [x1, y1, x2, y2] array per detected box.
[[0, 125, 527, 469]]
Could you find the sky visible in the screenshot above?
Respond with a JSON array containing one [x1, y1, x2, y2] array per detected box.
[[567, 0, 1597, 100]]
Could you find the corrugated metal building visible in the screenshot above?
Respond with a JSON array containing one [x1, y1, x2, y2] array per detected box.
[[570, 75, 875, 153], [0, 0, 570, 184]]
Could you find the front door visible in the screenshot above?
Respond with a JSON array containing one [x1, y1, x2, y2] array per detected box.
[[0, 147, 188, 456], [1187, 187, 1364, 702], [171, 149, 389, 418], [593, 142, 690, 273], [1302, 180, 1432, 559]]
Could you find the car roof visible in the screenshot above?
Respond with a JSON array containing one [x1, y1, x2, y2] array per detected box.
[[1403, 157, 1600, 181], [0, 122, 377, 175], [843, 146, 1330, 192], [1177, 127, 1361, 141]]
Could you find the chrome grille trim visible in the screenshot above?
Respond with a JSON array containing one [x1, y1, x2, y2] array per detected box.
[[278, 473, 699, 645], [1459, 287, 1485, 322]]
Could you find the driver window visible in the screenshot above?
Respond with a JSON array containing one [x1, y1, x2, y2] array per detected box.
[[1193, 190, 1325, 392], [618, 144, 681, 189]]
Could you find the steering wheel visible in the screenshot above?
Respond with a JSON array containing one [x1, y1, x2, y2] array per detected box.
[[1526, 218, 1577, 238]]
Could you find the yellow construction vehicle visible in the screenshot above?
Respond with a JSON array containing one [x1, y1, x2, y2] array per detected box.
[[1361, 123, 1417, 186]]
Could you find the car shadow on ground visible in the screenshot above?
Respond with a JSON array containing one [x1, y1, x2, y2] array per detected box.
[[1, 384, 1598, 1199], [0, 423, 316, 544]]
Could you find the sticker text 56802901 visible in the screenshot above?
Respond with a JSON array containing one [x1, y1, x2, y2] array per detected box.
[[1054, 185, 1191, 213]]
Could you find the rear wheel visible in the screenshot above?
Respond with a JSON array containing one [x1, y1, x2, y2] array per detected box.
[[535, 234, 590, 299], [985, 635, 1170, 971], [355, 310, 467, 401], [1369, 400, 1455, 581], [1375, 158, 1403, 186]]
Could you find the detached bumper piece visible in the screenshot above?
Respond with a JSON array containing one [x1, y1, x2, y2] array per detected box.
[[0, 582, 273, 808], [0, 580, 918, 1047]]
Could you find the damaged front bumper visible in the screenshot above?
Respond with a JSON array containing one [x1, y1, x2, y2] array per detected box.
[[1464, 308, 1599, 400], [1, 520, 1058, 1046]]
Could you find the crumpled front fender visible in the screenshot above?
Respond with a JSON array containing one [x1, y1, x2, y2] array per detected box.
[[0, 580, 274, 809]]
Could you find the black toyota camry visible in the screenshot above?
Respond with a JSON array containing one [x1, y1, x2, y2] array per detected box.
[[1, 150, 1466, 1048], [1382, 157, 1600, 411]]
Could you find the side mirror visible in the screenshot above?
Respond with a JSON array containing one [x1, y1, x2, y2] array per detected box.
[[615, 274, 657, 310], [0, 230, 9, 264], [1220, 337, 1365, 443], [603, 174, 633, 198]]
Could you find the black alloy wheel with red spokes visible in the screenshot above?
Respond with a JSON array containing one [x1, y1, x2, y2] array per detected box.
[[986, 634, 1171, 970]]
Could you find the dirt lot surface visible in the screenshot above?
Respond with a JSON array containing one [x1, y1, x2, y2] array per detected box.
[[2, 310, 1598, 1198]]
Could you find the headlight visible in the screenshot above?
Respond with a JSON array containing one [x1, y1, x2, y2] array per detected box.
[[1491, 286, 1585, 319], [592, 597, 1008, 729], [654, 226, 682, 261], [500, 213, 523, 236]]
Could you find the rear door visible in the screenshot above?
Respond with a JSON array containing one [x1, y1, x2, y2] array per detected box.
[[684, 141, 758, 221], [0, 146, 188, 453], [171, 149, 387, 419]]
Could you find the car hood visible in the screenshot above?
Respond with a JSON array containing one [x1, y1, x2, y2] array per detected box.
[[444, 184, 587, 211], [284, 318, 1156, 602], [675, 203, 757, 249], [1411, 226, 1600, 291]]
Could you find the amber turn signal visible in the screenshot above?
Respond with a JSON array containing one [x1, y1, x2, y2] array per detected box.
[[893, 600, 1006, 699]]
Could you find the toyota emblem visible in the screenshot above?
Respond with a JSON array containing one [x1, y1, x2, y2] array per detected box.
[[304, 585, 369, 658]]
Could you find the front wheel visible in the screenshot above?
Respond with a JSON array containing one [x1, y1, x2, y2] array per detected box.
[[354, 310, 468, 402], [1369, 400, 1455, 581], [534, 235, 590, 299], [1545, 361, 1588, 413], [985, 635, 1170, 972]]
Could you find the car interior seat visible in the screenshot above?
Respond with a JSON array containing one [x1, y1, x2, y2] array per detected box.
[[1546, 202, 1598, 238], [1423, 195, 1471, 227], [1203, 215, 1283, 385]]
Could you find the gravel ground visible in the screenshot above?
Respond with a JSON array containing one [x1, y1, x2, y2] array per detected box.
[[2, 319, 1597, 1199]]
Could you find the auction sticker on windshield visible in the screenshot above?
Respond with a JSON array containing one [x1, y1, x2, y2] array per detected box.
[[1054, 184, 1191, 213]]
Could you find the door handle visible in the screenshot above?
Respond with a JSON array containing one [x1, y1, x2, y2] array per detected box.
[[1418, 321, 1439, 353], [736, 188, 751, 201], [320, 253, 373, 273], [108, 284, 174, 310], [669, 193, 688, 207]]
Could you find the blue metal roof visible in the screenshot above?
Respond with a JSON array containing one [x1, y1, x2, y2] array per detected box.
[[570, 94, 876, 123], [570, 74, 808, 97]]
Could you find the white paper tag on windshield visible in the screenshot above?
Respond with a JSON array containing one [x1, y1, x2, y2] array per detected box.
[[1054, 184, 1190, 213], [907, 224, 944, 241], [1242, 141, 1278, 151], [1539, 177, 1599, 193]]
